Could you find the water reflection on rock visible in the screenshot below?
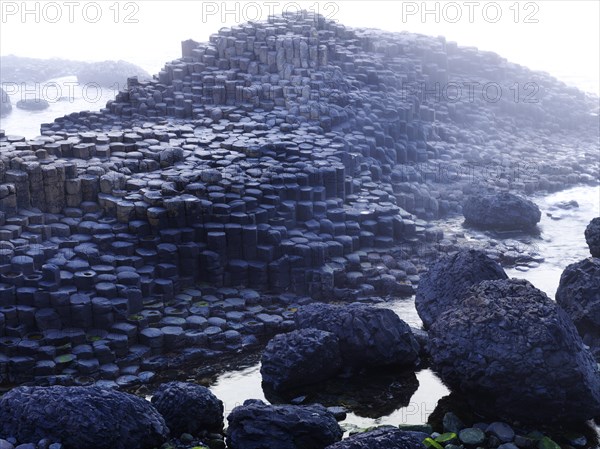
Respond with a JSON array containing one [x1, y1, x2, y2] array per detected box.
[[263, 367, 419, 419]]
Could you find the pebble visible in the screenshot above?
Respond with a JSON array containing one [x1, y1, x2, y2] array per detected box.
[[459, 427, 486, 446], [486, 422, 515, 443]]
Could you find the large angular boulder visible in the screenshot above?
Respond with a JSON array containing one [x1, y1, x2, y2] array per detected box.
[[429, 278, 600, 423], [415, 249, 508, 329], [151, 381, 224, 436], [261, 328, 343, 393], [0, 386, 168, 449], [585, 217, 600, 257], [463, 192, 541, 230], [556, 257, 600, 357], [325, 427, 425, 449], [294, 303, 419, 368], [226, 399, 343, 449]]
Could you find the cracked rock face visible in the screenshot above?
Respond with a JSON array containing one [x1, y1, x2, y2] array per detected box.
[[294, 302, 419, 368], [261, 328, 343, 392], [415, 249, 508, 329], [151, 381, 224, 436], [429, 278, 600, 424], [0, 385, 168, 449]]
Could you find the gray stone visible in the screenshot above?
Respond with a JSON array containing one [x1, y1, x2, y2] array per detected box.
[[458, 427, 485, 446], [486, 422, 515, 443]]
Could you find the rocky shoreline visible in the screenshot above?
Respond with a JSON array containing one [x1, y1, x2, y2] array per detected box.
[[0, 11, 599, 449]]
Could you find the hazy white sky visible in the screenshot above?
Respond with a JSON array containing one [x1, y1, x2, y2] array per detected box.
[[1, 1, 599, 94]]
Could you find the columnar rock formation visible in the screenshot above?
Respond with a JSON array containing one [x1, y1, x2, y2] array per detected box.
[[0, 12, 598, 386]]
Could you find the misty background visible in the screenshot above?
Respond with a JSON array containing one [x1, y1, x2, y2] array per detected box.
[[1, 1, 599, 95]]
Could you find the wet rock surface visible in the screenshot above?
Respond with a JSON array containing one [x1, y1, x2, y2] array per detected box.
[[429, 278, 600, 424], [226, 399, 343, 449], [415, 249, 508, 329], [261, 327, 342, 392], [556, 257, 600, 359], [151, 381, 224, 436], [463, 192, 541, 231], [585, 217, 600, 257], [294, 302, 419, 368], [0, 385, 168, 449]]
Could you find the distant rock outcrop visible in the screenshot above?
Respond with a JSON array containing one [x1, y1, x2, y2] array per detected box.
[[16, 98, 50, 111], [0, 87, 11, 115], [0, 55, 149, 87], [76, 60, 151, 88]]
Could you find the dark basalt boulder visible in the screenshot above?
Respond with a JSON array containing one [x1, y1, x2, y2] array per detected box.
[[556, 257, 600, 358], [0, 385, 168, 449], [261, 328, 343, 393], [429, 278, 600, 424], [294, 303, 419, 369], [16, 98, 49, 111], [325, 427, 426, 449], [0, 88, 11, 115], [151, 381, 224, 436], [226, 399, 343, 449], [585, 217, 600, 257], [415, 249, 508, 329], [463, 192, 541, 230]]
